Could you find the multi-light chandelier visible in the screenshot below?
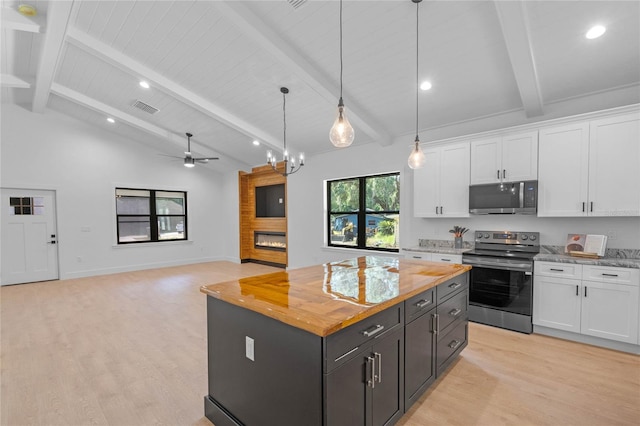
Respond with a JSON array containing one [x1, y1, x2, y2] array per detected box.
[[267, 87, 305, 177]]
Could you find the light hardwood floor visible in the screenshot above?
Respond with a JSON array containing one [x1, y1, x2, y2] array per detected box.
[[1, 261, 638, 426]]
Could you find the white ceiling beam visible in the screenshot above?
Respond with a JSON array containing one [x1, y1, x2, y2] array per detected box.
[[1, 73, 32, 88], [1, 6, 44, 33], [31, 0, 74, 113], [493, 0, 544, 118], [65, 26, 284, 154], [213, 1, 392, 146], [50, 83, 250, 170]]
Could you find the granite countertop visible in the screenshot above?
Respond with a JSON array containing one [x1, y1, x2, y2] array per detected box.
[[201, 256, 471, 336], [402, 247, 471, 255], [534, 253, 640, 269]]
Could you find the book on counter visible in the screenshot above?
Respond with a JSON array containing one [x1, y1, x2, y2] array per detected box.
[[565, 234, 608, 258]]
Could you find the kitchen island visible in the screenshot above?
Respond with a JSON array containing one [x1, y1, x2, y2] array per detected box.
[[201, 256, 471, 426]]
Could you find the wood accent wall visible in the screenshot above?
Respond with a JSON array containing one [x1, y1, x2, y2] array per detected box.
[[239, 163, 287, 267]]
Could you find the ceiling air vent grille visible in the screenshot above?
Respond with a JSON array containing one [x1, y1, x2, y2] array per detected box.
[[287, 0, 307, 9], [131, 100, 159, 115]]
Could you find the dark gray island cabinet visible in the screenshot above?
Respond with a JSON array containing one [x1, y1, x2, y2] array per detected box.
[[201, 257, 470, 426]]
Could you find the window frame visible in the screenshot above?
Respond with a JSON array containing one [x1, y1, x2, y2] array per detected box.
[[115, 187, 188, 245], [327, 172, 400, 253]]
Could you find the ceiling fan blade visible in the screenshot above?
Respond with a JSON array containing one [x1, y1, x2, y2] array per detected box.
[[158, 153, 183, 159], [194, 157, 219, 162]]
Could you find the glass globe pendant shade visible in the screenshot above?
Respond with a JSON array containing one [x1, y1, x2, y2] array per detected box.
[[330, 101, 355, 148], [408, 138, 425, 169]]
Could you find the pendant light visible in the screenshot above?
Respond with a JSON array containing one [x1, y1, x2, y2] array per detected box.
[[408, 0, 426, 169], [329, 0, 355, 148], [267, 87, 305, 177]]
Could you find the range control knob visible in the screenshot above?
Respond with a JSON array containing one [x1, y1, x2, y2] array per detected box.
[[530, 235, 537, 241], [477, 233, 483, 239], [521, 234, 528, 241], [483, 233, 490, 238]]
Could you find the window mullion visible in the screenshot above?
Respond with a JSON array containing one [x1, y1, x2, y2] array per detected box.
[[150, 190, 158, 241], [358, 177, 366, 248]]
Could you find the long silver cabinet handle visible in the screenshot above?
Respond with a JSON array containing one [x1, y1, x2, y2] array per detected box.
[[374, 352, 382, 383], [362, 324, 384, 337], [448, 282, 462, 290], [449, 308, 462, 317], [416, 299, 432, 308], [367, 356, 375, 388], [334, 346, 360, 362], [448, 340, 462, 349]]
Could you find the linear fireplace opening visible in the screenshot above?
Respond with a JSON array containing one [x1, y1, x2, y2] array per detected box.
[[255, 231, 286, 252]]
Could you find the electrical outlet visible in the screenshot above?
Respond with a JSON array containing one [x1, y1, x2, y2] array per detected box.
[[245, 336, 254, 361]]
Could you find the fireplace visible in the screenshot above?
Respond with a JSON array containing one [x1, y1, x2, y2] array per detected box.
[[254, 232, 286, 252]]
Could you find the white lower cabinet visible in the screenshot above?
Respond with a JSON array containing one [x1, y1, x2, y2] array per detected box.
[[534, 262, 640, 344], [405, 252, 462, 264]]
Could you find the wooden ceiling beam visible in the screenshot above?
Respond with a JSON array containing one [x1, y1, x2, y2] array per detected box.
[[31, 0, 73, 113], [493, 0, 544, 118]]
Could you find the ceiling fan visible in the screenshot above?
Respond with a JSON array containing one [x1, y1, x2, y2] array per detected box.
[[162, 132, 219, 167]]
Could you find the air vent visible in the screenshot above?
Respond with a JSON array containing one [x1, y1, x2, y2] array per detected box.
[[131, 100, 159, 115], [287, 0, 307, 9]]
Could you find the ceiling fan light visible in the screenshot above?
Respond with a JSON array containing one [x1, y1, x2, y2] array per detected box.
[[184, 157, 195, 168]]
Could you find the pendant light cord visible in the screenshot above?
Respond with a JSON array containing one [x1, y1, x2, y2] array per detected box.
[[340, 0, 344, 100], [415, 0, 419, 140], [283, 90, 287, 153]]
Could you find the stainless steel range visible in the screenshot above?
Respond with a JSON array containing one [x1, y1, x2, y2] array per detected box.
[[462, 230, 540, 334]]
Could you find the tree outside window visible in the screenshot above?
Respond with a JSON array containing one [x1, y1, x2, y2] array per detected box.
[[328, 173, 400, 251]]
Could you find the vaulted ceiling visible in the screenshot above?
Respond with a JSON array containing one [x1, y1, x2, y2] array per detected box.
[[2, 0, 639, 172]]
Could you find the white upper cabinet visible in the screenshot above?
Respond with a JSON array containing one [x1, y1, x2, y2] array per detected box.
[[470, 131, 538, 184], [538, 122, 590, 216], [414, 142, 470, 218], [538, 112, 640, 217], [588, 113, 640, 217]]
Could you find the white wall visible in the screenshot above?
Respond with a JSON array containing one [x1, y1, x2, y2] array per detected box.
[[287, 142, 412, 269], [287, 135, 640, 270], [1, 104, 228, 279], [3, 103, 638, 279]]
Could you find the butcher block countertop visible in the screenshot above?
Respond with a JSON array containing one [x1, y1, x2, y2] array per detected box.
[[200, 256, 471, 337]]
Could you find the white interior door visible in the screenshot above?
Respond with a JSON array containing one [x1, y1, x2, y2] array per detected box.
[[1, 188, 59, 285]]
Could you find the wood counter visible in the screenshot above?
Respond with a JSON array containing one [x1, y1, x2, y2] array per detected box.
[[200, 256, 471, 337], [202, 256, 471, 426]]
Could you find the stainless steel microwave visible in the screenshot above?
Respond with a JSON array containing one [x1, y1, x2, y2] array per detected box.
[[469, 180, 537, 214]]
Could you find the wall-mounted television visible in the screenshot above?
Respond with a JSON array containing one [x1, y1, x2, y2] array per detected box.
[[255, 184, 285, 218]]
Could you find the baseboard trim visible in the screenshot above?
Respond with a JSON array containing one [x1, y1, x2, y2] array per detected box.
[[533, 325, 640, 354], [61, 256, 223, 280]]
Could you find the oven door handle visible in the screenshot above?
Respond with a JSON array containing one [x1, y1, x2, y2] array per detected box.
[[463, 259, 532, 272]]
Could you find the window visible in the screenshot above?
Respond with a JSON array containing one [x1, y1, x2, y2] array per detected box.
[[115, 188, 187, 244], [327, 172, 400, 251]]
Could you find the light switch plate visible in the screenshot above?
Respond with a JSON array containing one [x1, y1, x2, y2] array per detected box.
[[245, 336, 254, 361]]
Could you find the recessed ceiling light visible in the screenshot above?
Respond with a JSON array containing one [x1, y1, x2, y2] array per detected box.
[[139, 81, 150, 89], [107, 117, 115, 123], [252, 140, 260, 146], [586, 25, 606, 39], [420, 81, 432, 91]]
